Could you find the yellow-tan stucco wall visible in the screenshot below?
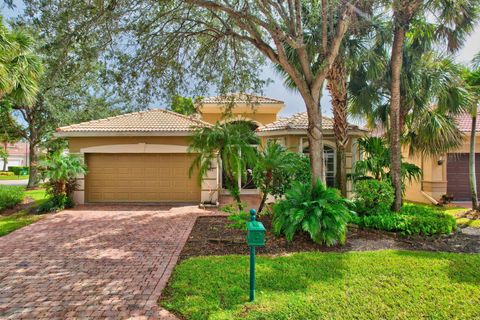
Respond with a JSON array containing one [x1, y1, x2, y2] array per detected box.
[[404, 135, 476, 204]]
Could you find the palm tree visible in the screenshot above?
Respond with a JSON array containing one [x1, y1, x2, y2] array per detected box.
[[462, 68, 480, 210], [189, 121, 258, 209], [350, 18, 471, 209], [386, 0, 478, 211], [0, 17, 43, 105], [253, 141, 291, 213], [353, 137, 422, 186]]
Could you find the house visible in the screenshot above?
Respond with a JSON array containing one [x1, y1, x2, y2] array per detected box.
[[0, 142, 29, 171], [405, 111, 480, 204], [56, 93, 366, 205]]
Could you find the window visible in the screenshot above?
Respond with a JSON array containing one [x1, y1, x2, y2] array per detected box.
[[299, 137, 336, 188], [265, 137, 285, 147]]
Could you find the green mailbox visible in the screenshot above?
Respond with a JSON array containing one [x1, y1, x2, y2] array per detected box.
[[247, 220, 266, 247], [246, 209, 266, 302]]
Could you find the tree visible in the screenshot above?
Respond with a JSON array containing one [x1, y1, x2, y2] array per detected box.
[[387, 0, 479, 211], [189, 121, 258, 209], [353, 136, 422, 187], [0, 106, 21, 171], [170, 95, 197, 116], [21, 0, 371, 186], [462, 68, 480, 210], [0, 16, 43, 104]]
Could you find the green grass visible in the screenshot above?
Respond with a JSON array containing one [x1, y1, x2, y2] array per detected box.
[[0, 210, 43, 236], [0, 188, 48, 237], [162, 251, 480, 320], [0, 174, 29, 180], [406, 202, 480, 229]]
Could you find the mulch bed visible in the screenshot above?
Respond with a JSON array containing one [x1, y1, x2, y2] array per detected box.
[[179, 215, 480, 260]]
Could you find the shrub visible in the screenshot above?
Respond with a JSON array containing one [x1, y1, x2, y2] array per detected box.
[[9, 166, 29, 176], [272, 180, 353, 246], [354, 179, 394, 216], [0, 171, 14, 176], [355, 204, 456, 236], [37, 194, 74, 213], [39, 153, 87, 212], [0, 185, 25, 211], [221, 203, 250, 230]]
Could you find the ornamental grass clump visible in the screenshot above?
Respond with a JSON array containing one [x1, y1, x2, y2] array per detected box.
[[272, 180, 353, 246]]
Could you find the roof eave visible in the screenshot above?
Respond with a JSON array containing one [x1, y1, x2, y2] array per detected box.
[[54, 131, 197, 138]]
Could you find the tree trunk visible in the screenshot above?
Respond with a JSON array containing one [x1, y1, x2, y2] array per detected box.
[[469, 114, 479, 210], [327, 59, 348, 196], [389, 25, 406, 212], [26, 143, 38, 189], [2, 141, 7, 171], [305, 97, 324, 186]]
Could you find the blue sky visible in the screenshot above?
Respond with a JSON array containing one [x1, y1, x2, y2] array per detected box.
[[2, 2, 479, 118]]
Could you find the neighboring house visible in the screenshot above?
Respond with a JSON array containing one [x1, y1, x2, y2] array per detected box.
[[405, 111, 480, 204], [56, 93, 367, 205], [0, 142, 29, 171]]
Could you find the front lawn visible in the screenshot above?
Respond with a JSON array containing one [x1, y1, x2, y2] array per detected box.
[[0, 174, 29, 180], [162, 250, 480, 319], [0, 188, 48, 237]]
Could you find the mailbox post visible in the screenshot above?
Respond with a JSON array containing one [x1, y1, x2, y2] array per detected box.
[[246, 209, 266, 302]]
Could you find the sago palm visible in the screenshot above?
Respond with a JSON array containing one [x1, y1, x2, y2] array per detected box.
[[189, 121, 258, 209], [272, 180, 352, 246]]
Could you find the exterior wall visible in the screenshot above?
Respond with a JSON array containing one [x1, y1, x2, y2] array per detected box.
[[67, 136, 219, 205], [404, 135, 476, 204], [198, 103, 283, 125], [201, 113, 277, 126]]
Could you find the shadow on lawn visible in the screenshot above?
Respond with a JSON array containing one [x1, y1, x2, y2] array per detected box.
[[393, 250, 480, 285]]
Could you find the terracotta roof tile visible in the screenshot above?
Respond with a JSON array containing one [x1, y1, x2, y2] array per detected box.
[[257, 112, 363, 132], [456, 110, 480, 132], [56, 109, 211, 133], [201, 93, 283, 104]]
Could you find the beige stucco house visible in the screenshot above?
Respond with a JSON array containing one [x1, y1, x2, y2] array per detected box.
[[404, 112, 480, 204], [56, 93, 367, 205]]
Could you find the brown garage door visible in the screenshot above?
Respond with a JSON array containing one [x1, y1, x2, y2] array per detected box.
[[85, 153, 201, 203], [447, 153, 480, 201]]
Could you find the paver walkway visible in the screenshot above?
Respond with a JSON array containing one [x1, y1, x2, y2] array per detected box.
[[0, 205, 213, 319]]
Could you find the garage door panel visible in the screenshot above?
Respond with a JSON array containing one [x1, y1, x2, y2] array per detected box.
[[85, 153, 200, 203], [447, 153, 480, 201]]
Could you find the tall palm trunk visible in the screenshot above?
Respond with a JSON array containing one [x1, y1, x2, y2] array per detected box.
[[327, 60, 348, 196], [469, 112, 479, 210], [389, 24, 406, 212]]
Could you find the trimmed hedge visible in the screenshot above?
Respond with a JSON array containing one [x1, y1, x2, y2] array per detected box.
[[0, 186, 25, 211], [9, 166, 29, 175], [352, 203, 457, 236], [0, 171, 14, 176]]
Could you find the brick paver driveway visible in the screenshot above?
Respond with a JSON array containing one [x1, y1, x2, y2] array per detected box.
[[0, 205, 213, 319]]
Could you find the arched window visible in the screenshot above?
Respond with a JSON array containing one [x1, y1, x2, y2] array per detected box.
[[300, 138, 336, 188]]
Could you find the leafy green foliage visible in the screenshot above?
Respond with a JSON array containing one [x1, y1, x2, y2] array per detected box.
[[162, 251, 480, 320], [252, 141, 310, 212], [353, 137, 422, 185], [272, 180, 352, 246], [39, 153, 86, 211], [8, 166, 29, 175], [353, 179, 394, 216], [170, 95, 198, 115], [0, 185, 24, 211], [354, 204, 457, 236], [37, 194, 73, 213], [189, 121, 258, 209], [220, 202, 250, 230]]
